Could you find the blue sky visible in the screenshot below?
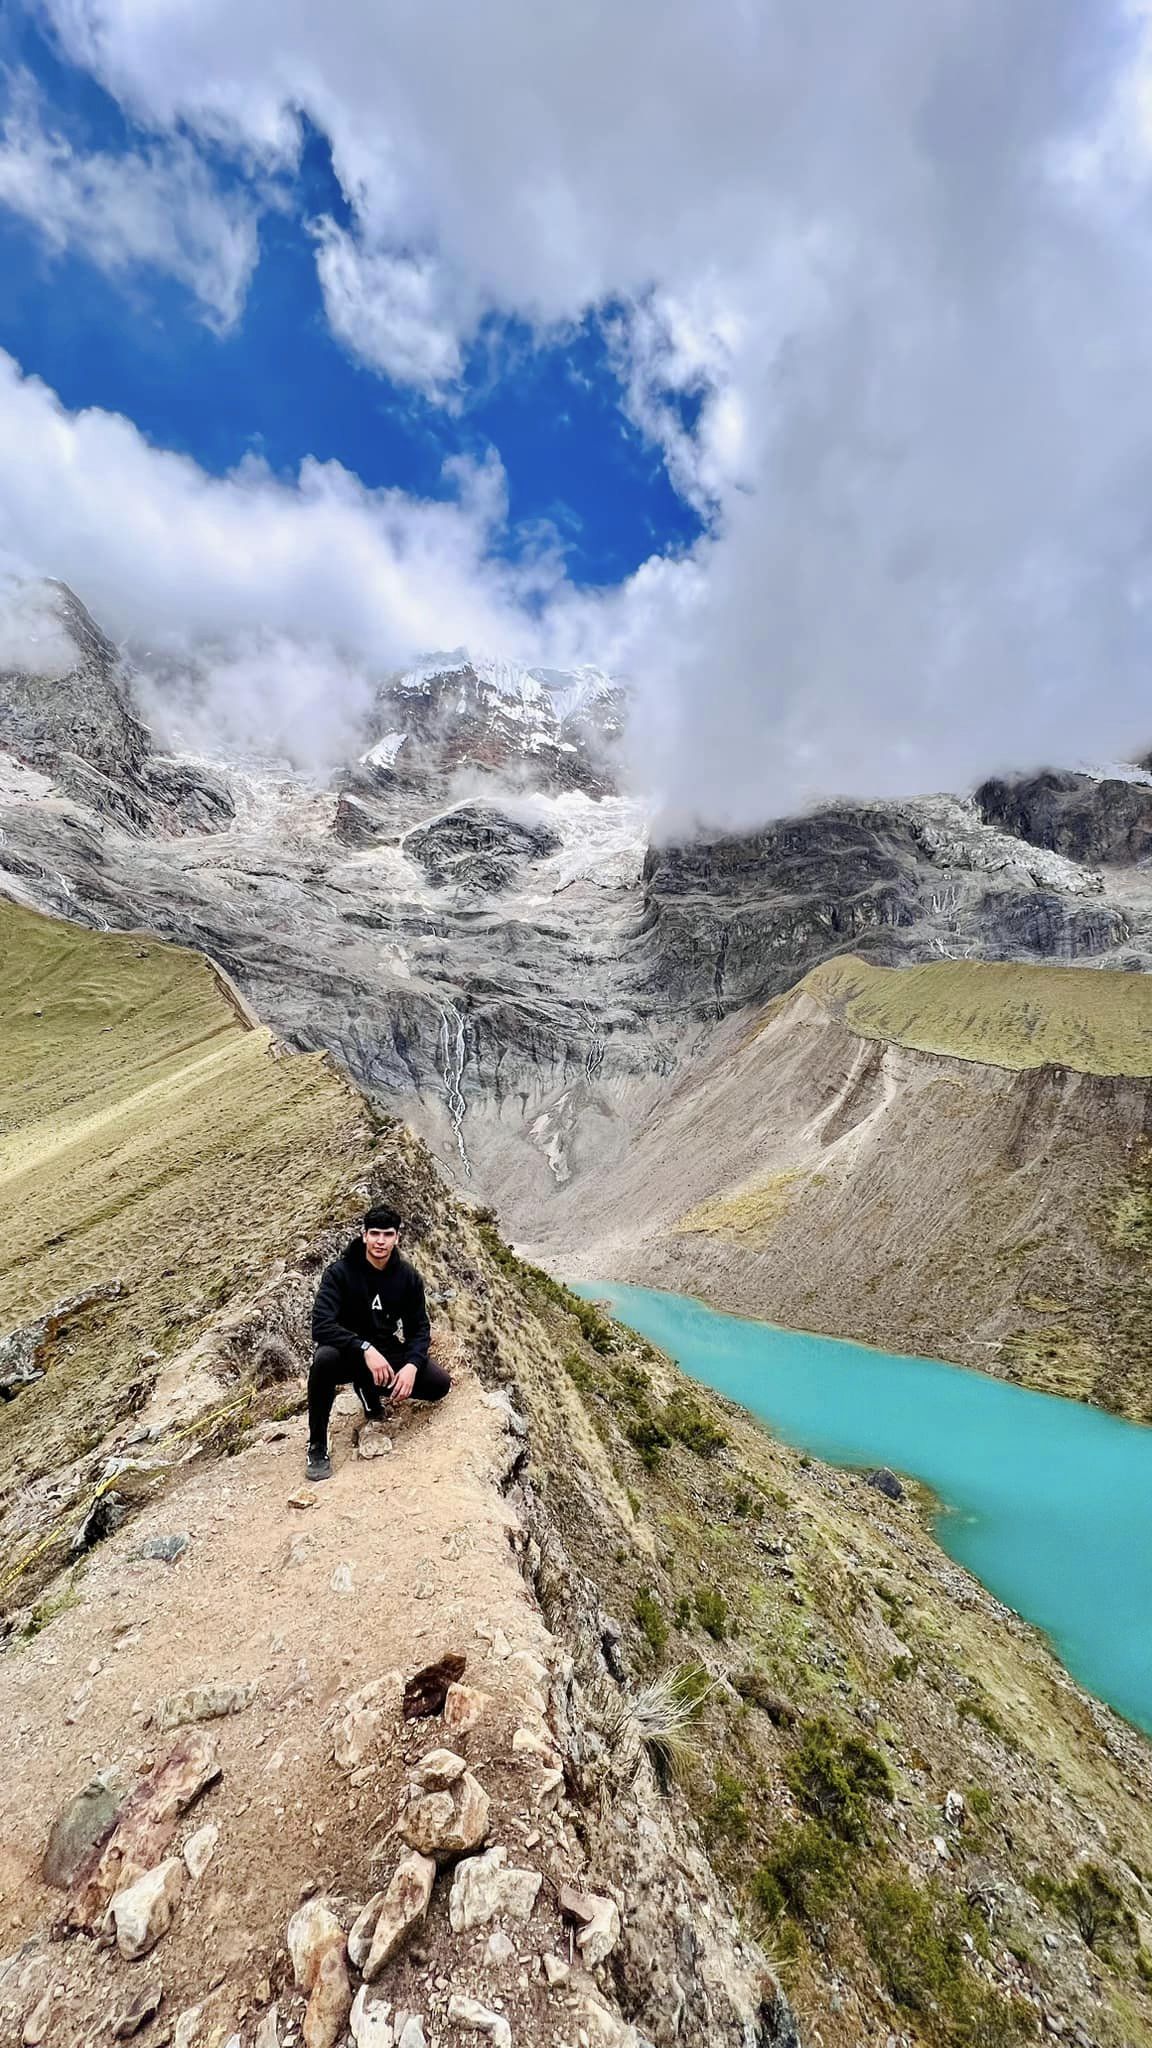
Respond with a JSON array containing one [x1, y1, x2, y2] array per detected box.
[[0, 7, 701, 590], [1, 0, 1150, 821]]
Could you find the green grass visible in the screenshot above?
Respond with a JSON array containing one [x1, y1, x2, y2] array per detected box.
[[799, 954, 1152, 1077], [0, 901, 367, 1585]]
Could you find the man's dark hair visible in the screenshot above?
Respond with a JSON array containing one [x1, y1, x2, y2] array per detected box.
[[363, 1203, 402, 1232]]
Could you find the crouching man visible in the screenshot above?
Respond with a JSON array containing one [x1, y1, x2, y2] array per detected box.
[[306, 1203, 451, 1481]]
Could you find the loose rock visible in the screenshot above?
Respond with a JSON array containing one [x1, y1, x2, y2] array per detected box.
[[363, 1852, 436, 1978], [446, 1994, 512, 2048], [112, 1982, 164, 2039], [866, 1467, 905, 1503], [349, 1986, 395, 2046], [110, 1855, 185, 1960], [42, 1772, 123, 1888], [559, 1886, 621, 1968], [542, 1954, 569, 1989], [153, 1682, 256, 1733], [304, 1941, 353, 2048], [253, 2006, 280, 2048], [400, 1770, 490, 1861], [288, 1898, 345, 1993], [348, 1890, 387, 1970], [444, 1683, 490, 1736], [411, 1748, 466, 1791], [183, 1821, 219, 1880], [135, 1532, 191, 1564], [333, 1672, 404, 1772], [449, 1847, 542, 1932]]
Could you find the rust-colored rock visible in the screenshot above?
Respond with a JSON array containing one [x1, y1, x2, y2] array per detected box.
[[67, 1733, 220, 1930]]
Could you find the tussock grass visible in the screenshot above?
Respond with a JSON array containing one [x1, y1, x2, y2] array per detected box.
[[802, 954, 1152, 1077]]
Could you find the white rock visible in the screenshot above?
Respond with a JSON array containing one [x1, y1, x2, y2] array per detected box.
[[944, 1788, 966, 1827], [348, 1889, 387, 1970], [110, 1857, 185, 1960], [411, 1748, 466, 1790], [449, 1847, 543, 1932], [331, 1563, 354, 1594], [444, 1682, 491, 1735], [486, 1930, 515, 1964], [400, 1771, 490, 1862], [396, 2020, 427, 2048], [511, 1725, 561, 1769], [253, 2007, 281, 2048], [173, 2009, 203, 2048], [333, 1673, 403, 1771], [358, 1430, 394, 1460], [446, 1995, 512, 2048], [183, 1822, 219, 1880], [542, 1953, 569, 1988], [287, 1898, 344, 1991], [576, 1894, 622, 1969], [349, 1984, 394, 2046], [363, 1852, 436, 1978]]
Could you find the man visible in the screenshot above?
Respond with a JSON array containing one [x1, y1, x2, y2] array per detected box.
[[306, 1203, 451, 1480]]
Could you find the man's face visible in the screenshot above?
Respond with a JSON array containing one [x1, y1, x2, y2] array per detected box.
[[363, 1225, 399, 1267]]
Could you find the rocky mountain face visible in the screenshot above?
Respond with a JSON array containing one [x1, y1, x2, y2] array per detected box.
[[3, 576, 1152, 1245]]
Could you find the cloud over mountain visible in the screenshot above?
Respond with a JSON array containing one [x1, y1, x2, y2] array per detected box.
[[6, 0, 1152, 816]]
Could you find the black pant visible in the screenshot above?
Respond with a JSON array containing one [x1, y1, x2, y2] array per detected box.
[[308, 1345, 451, 1450]]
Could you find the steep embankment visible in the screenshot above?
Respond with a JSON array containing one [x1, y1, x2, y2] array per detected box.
[[547, 955, 1152, 1418], [6, 918, 1152, 2048]]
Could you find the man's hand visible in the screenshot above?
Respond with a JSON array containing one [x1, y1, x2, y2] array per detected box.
[[364, 1345, 394, 1389], [391, 1363, 417, 1402]]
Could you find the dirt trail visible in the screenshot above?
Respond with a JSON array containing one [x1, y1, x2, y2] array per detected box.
[[0, 1369, 573, 2046]]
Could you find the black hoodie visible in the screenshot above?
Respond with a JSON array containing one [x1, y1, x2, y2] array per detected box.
[[311, 1238, 431, 1371]]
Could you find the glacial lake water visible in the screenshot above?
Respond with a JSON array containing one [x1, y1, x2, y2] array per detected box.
[[575, 1281, 1152, 1735]]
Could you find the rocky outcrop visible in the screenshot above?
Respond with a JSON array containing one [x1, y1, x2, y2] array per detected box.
[[404, 805, 562, 892], [977, 768, 1152, 865]]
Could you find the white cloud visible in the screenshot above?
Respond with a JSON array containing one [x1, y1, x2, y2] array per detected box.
[[0, 70, 259, 328], [18, 0, 1152, 820], [0, 351, 569, 764], [312, 223, 469, 397]]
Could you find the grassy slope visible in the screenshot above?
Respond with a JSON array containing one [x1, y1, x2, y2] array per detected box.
[[478, 1245, 1152, 2048], [804, 954, 1152, 1076], [0, 900, 367, 1508]]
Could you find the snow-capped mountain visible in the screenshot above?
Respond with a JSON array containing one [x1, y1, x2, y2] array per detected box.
[[357, 651, 626, 794]]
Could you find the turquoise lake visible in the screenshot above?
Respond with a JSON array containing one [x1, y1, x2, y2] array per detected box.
[[575, 1281, 1152, 1735]]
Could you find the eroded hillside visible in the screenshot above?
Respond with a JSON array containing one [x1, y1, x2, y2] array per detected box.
[[3, 916, 1152, 2048], [548, 954, 1152, 1418]]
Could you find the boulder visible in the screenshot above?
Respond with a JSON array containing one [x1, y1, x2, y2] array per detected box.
[[445, 1995, 512, 2048], [449, 1847, 542, 1932], [400, 1771, 490, 1862], [444, 1683, 490, 1736], [110, 1856, 185, 1960], [304, 1942, 353, 2048], [287, 1898, 344, 1993], [866, 1467, 905, 1503], [333, 1672, 403, 1771], [362, 1852, 436, 1978], [348, 1890, 387, 1970], [42, 1772, 123, 1888], [410, 1748, 466, 1791]]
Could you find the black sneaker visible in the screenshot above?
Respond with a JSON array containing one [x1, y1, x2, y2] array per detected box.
[[305, 1445, 332, 1483]]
